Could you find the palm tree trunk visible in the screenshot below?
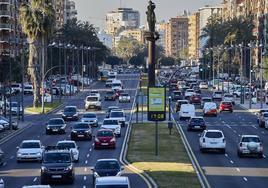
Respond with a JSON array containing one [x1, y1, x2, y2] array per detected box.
[[28, 41, 40, 108]]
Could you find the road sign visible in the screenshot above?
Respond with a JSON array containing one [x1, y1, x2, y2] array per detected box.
[[147, 87, 166, 121]]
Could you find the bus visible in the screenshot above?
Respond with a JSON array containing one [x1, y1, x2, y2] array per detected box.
[[99, 70, 109, 81]]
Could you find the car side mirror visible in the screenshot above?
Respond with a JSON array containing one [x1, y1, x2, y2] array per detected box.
[[198, 133, 201, 137], [41, 146, 45, 149]]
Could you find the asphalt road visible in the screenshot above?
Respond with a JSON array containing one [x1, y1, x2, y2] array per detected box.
[[172, 90, 268, 188], [0, 74, 148, 188]]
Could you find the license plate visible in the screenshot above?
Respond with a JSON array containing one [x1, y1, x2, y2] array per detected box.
[[52, 175, 62, 179], [210, 142, 217, 144], [242, 150, 250, 154], [52, 129, 58, 132], [90, 106, 95, 108], [101, 143, 108, 146], [78, 135, 84, 137], [195, 126, 200, 129]]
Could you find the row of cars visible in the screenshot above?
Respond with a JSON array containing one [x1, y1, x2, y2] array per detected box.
[[166, 70, 264, 159]]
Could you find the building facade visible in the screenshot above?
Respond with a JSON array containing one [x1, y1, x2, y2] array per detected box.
[[165, 16, 189, 58], [188, 12, 200, 61], [97, 30, 113, 49], [156, 21, 166, 48]]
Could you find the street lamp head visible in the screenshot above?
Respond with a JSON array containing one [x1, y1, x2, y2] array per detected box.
[[67, 43, 72, 48], [168, 96, 171, 99]]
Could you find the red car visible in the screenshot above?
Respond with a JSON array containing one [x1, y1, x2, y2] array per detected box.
[[219, 101, 233, 113], [190, 94, 201, 105], [94, 129, 116, 149]]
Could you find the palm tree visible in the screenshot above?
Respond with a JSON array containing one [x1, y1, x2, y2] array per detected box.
[[19, 0, 55, 107]]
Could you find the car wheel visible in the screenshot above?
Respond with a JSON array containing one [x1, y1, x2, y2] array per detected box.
[[187, 127, 191, 131], [230, 110, 233, 113], [16, 159, 21, 163], [40, 178, 47, 185], [258, 153, 263, 159], [237, 151, 242, 158], [118, 133, 121, 137], [46, 130, 50, 135], [221, 149, 225, 154], [71, 136, 75, 141], [200, 148, 205, 153]]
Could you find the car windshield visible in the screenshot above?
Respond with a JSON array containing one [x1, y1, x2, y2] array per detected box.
[[242, 137, 260, 142], [110, 112, 124, 117], [191, 118, 204, 123], [83, 113, 96, 118], [20, 142, 40, 148], [49, 119, 64, 124], [225, 95, 233, 98], [97, 130, 113, 137], [121, 93, 128, 96], [107, 91, 114, 95], [222, 102, 231, 105], [174, 92, 181, 95], [112, 83, 121, 87], [43, 153, 71, 163], [87, 97, 98, 101], [0, 116, 8, 122], [74, 123, 89, 129], [205, 132, 223, 138], [186, 89, 194, 92], [24, 86, 32, 89], [57, 143, 75, 149], [104, 120, 118, 125], [263, 113, 268, 117], [215, 92, 222, 95], [95, 161, 120, 170], [11, 103, 18, 107], [64, 107, 76, 112], [203, 98, 212, 102]]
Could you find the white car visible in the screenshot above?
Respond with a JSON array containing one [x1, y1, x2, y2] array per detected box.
[[223, 93, 235, 105], [6, 102, 22, 115], [11, 83, 22, 93], [16, 140, 44, 162], [101, 119, 121, 137], [184, 89, 195, 99], [199, 130, 226, 153], [199, 82, 208, 89], [0, 179, 4, 188], [81, 112, 98, 127], [179, 104, 195, 120], [109, 109, 126, 127], [237, 135, 263, 158], [90, 90, 101, 98], [56, 140, 79, 162], [119, 93, 130, 103], [212, 91, 223, 100], [85, 95, 102, 110], [111, 80, 123, 91], [24, 84, 33, 95]]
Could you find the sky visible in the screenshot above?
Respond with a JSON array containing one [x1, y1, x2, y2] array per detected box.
[[73, 0, 222, 29]]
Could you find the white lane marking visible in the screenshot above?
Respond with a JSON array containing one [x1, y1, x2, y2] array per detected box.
[[243, 177, 248, 181], [33, 177, 37, 182], [263, 155, 266, 158], [236, 168, 240, 172], [242, 119, 245, 121], [230, 160, 234, 164], [261, 131, 265, 134], [85, 160, 88, 164], [84, 167, 87, 172], [83, 186, 86, 188], [233, 130, 237, 133], [89, 148, 92, 152], [87, 154, 90, 158], [226, 125, 232, 129], [252, 126, 257, 129], [37, 136, 40, 138], [68, 135, 70, 137], [84, 176, 87, 181], [3, 162, 7, 166], [225, 154, 228, 157], [92, 143, 94, 146], [238, 134, 241, 137], [10, 156, 14, 159]]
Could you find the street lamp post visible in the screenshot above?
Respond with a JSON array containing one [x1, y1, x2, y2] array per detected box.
[[259, 44, 264, 108], [239, 44, 244, 104], [248, 42, 253, 109]]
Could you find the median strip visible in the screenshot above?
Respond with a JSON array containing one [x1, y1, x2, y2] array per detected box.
[[127, 123, 201, 188], [25, 102, 62, 114]]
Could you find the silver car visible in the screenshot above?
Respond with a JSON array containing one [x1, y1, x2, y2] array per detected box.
[[81, 112, 98, 127], [237, 135, 263, 158]]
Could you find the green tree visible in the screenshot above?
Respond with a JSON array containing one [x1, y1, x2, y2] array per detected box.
[[19, 0, 55, 107], [106, 56, 122, 68], [158, 57, 175, 66]]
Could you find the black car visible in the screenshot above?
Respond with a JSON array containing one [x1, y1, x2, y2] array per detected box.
[[187, 117, 206, 131], [104, 91, 116, 101], [46, 118, 66, 135], [0, 148, 4, 165], [41, 146, 75, 184], [172, 90, 183, 101], [91, 159, 123, 185], [71, 122, 92, 140], [106, 106, 119, 118], [62, 106, 79, 121], [193, 86, 201, 94]]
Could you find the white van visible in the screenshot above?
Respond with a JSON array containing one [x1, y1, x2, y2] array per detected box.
[[179, 104, 195, 120], [112, 80, 123, 91], [95, 177, 130, 188]]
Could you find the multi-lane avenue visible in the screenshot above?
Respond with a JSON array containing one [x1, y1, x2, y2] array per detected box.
[[172, 90, 268, 188], [0, 74, 148, 188]]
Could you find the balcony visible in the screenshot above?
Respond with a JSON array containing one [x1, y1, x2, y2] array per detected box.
[[0, 0, 12, 5], [0, 23, 11, 30], [0, 36, 9, 43], [0, 10, 12, 17]]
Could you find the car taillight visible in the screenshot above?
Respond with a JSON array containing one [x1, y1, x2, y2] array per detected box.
[[203, 138, 205, 143]]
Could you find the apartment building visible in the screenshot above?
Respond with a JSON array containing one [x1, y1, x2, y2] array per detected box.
[[0, 0, 22, 63], [165, 16, 189, 58], [188, 12, 200, 61]]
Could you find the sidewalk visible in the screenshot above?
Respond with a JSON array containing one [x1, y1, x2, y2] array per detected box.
[[235, 98, 268, 112]]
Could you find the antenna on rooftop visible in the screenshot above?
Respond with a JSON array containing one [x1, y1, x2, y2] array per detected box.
[[120, 0, 122, 8]]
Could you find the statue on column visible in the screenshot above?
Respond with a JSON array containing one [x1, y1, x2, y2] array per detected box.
[[146, 0, 156, 33]]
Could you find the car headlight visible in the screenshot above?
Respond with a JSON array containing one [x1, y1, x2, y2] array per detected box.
[[110, 137, 116, 142], [36, 152, 42, 156], [41, 166, 47, 172], [65, 165, 73, 171], [85, 130, 91, 134], [17, 152, 22, 156], [72, 151, 78, 155], [93, 119, 97, 122], [72, 130, 77, 133], [60, 126, 65, 129], [62, 114, 66, 117], [74, 113, 78, 116], [93, 172, 99, 178], [116, 171, 122, 176]]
